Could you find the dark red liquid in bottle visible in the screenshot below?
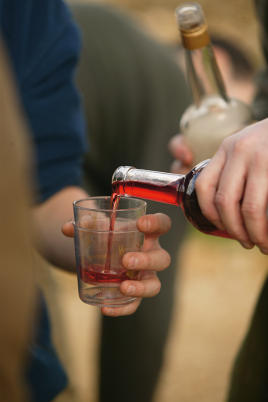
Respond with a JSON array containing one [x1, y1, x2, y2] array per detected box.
[[112, 165, 231, 239]]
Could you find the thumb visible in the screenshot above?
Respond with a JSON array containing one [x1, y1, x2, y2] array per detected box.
[[62, 220, 75, 238]]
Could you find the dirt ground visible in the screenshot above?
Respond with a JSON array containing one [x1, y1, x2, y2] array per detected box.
[[39, 230, 267, 402]]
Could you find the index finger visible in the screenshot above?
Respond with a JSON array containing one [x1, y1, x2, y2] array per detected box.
[[195, 148, 226, 230], [136, 213, 171, 236]]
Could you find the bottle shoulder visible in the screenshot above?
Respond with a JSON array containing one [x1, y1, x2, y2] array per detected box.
[[181, 95, 252, 125], [180, 95, 252, 137]]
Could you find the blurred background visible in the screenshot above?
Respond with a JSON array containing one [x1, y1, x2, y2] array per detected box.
[[71, 0, 263, 64], [38, 1, 268, 402]]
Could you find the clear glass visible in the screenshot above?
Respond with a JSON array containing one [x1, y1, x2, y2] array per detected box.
[[73, 196, 147, 307]]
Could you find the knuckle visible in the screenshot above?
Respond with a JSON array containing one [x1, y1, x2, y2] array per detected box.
[[255, 147, 266, 159], [231, 136, 250, 154], [136, 282, 145, 296], [215, 191, 228, 210], [137, 215, 149, 232], [142, 253, 151, 269], [143, 214, 158, 232], [241, 201, 259, 219], [221, 135, 233, 149]]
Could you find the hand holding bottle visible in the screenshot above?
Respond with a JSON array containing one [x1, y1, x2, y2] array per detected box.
[[195, 119, 268, 254]]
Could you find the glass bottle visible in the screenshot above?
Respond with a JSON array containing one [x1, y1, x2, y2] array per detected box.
[[112, 161, 231, 239], [176, 2, 252, 164]]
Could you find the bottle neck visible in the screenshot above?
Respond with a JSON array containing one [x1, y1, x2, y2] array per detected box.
[[112, 167, 185, 206], [184, 42, 228, 106]]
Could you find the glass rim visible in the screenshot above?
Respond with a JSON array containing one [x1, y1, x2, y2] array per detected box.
[[73, 196, 147, 212]]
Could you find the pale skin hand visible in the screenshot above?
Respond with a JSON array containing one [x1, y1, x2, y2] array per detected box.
[[168, 133, 193, 173], [62, 212, 171, 316], [194, 119, 268, 254], [34, 186, 171, 316], [33, 186, 90, 270]]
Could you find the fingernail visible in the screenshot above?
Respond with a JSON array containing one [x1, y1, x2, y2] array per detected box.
[[260, 248, 268, 255], [128, 257, 138, 268], [241, 242, 254, 249], [126, 285, 136, 295]]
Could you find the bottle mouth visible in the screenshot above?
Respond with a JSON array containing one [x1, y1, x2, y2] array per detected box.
[[175, 2, 205, 31], [175, 2, 209, 50], [112, 166, 133, 184]]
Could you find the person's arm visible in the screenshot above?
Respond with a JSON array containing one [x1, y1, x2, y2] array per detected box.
[[195, 119, 268, 255], [2, 0, 88, 269], [2, 0, 87, 203], [33, 186, 88, 270], [3, 0, 173, 317]]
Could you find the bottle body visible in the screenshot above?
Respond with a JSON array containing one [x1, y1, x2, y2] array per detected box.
[[112, 162, 231, 238], [181, 95, 252, 164], [176, 3, 252, 164]]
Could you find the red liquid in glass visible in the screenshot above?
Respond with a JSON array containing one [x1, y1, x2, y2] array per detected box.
[[86, 195, 137, 284], [79, 263, 136, 284], [104, 194, 120, 271]]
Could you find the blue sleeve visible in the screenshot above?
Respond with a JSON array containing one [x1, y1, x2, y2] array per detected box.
[[1, 0, 88, 202]]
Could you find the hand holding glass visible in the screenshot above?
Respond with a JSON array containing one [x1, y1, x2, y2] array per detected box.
[[73, 196, 147, 307]]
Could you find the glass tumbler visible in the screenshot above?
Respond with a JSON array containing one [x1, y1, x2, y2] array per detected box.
[[73, 196, 146, 307]]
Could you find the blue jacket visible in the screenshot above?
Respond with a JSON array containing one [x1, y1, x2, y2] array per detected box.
[[0, 0, 87, 400], [1, 0, 87, 202]]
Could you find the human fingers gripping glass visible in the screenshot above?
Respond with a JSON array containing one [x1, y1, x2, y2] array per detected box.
[[101, 271, 162, 317], [73, 196, 146, 308]]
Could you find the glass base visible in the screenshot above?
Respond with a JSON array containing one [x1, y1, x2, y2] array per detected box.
[[79, 286, 136, 307]]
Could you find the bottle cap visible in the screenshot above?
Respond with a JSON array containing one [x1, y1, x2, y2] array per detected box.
[[175, 2, 210, 50]]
